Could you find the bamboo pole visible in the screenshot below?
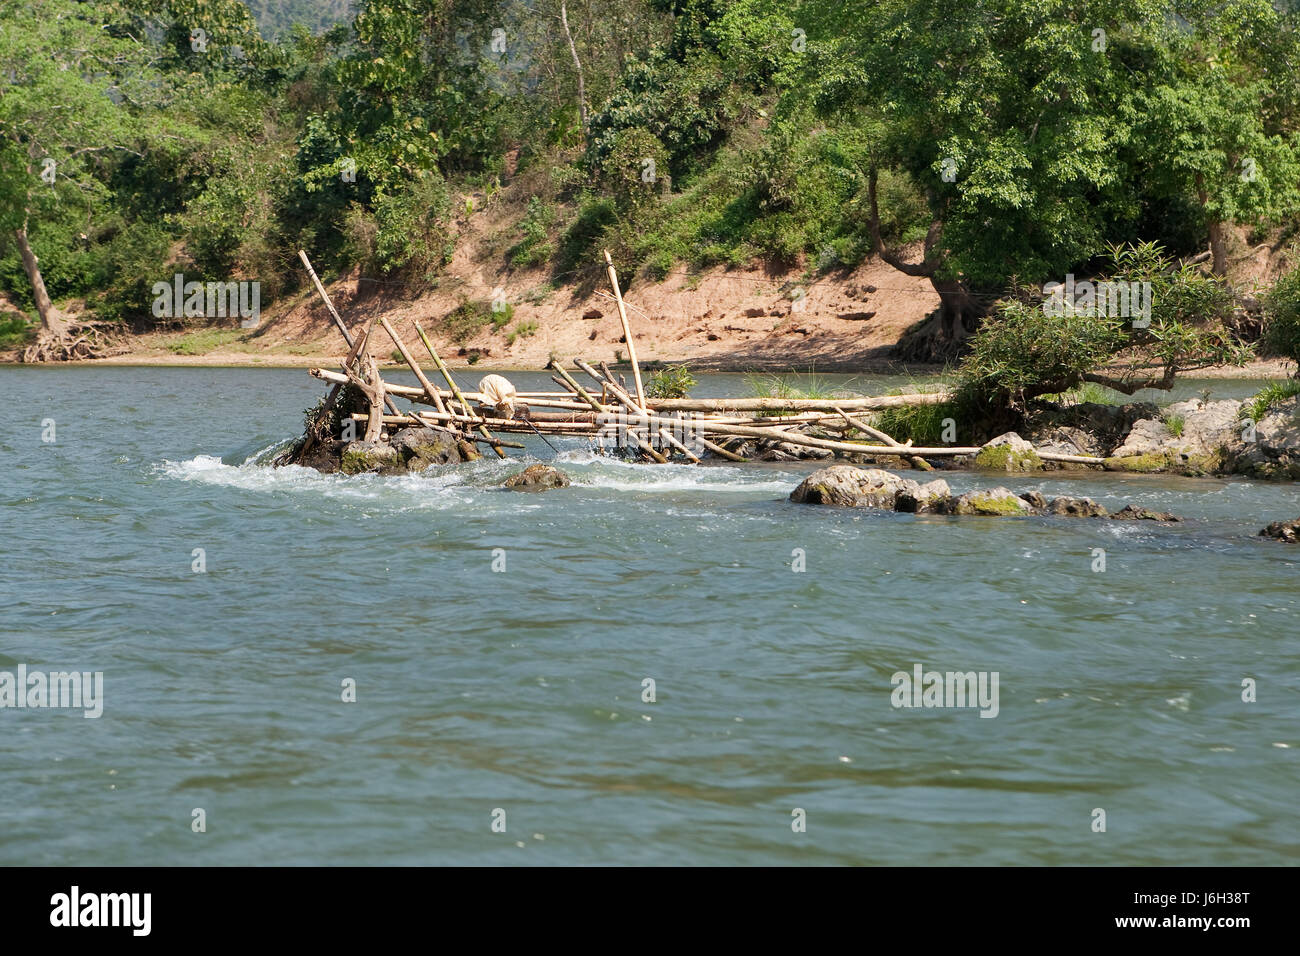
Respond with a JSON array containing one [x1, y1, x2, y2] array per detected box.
[[378, 316, 449, 417], [353, 411, 598, 433], [363, 354, 384, 442], [298, 249, 353, 349], [547, 360, 606, 413], [603, 249, 646, 410], [414, 320, 506, 459], [344, 414, 526, 448], [646, 393, 952, 412]]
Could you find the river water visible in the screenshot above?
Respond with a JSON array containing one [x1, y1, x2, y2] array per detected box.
[[2, 367, 1297, 865]]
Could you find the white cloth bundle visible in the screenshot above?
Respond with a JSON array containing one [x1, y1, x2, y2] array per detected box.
[[478, 374, 518, 418]]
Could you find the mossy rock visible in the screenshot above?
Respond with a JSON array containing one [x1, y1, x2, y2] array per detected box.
[[340, 441, 401, 475], [937, 487, 1031, 516], [503, 464, 570, 491], [974, 444, 1044, 472], [1102, 452, 1174, 473]]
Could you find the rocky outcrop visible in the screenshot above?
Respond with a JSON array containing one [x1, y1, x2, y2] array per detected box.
[[1104, 399, 1241, 475], [788, 466, 1184, 520], [1225, 397, 1300, 480], [894, 479, 952, 513], [1109, 504, 1181, 522], [1259, 518, 1300, 542], [391, 427, 464, 467], [503, 464, 571, 491], [339, 441, 402, 475], [1025, 402, 1158, 460], [288, 427, 481, 476]]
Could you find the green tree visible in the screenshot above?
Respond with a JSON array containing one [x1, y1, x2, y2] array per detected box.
[[0, 0, 144, 351]]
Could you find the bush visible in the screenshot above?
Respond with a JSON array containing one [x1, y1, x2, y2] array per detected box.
[[508, 197, 555, 269], [555, 195, 616, 276], [959, 243, 1250, 411], [0, 314, 35, 350], [646, 364, 696, 398], [1262, 266, 1300, 370], [442, 300, 493, 343], [347, 173, 454, 283]]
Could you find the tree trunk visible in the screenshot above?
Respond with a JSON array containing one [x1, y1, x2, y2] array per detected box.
[[1208, 219, 1228, 277], [866, 165, 984, 362], [560, 2, 588, 137], [14, 224, 64, 334]]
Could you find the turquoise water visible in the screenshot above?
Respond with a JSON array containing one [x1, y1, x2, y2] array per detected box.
[[1, 367, 1297, 865]]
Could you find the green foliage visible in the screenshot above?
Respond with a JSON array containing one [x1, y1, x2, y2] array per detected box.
[[646, 364, 696, 398], [344, 174, 454, 282], [508, 198, 555, 269], [1246, 380, 1300, 422], [442, 300, 494, 343], [506, 319, 537, 345], [1164, 413, 1185, 438], [555, 195, 617, 276], [873, 401, 958, 446], [0, 315, 36, 350], [1261, 266, 1300, 367], [959, 243, 1252, 411]]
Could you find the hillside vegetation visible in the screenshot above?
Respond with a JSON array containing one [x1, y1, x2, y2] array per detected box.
[[2, 0, 1299, 406]]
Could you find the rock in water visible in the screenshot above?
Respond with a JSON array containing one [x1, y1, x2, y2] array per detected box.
[[339, 441, 402, 475], [974, 432, 1044, 472], [1109, 504, 1181, 522], [937, 487, 1033, 516], [392, 427, 462, 468], [894, 479, 952, 513], [503, 464, 571, 491], [1046, 496, 1109, 518], [1259, 519, 1300, 542], [788, 466, 919, 508]]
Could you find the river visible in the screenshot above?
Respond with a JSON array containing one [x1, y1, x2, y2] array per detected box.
[[1, 367, 1297, 864]]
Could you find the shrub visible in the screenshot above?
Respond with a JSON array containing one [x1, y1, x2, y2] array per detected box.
[[348, 173, 454, 283], [0, 314, 35, 350], [646, 364, 696, 398], [1261, 266, 1300, 370], [959, 243, 1250, 412], [508, 197, 555, 269]]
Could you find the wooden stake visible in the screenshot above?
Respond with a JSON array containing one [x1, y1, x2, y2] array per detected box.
[[603, 249, 646, 410]]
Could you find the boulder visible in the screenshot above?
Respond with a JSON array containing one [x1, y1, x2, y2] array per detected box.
[[936, 486, 1032, 516], [973, 432, 1044, 472], [503, 464, 571, 491], [1109, 504, 1181, 522], [1259, 518, 1300, 542], [1046, 496, 1109, 518], [1108, 399, 1244, 472], [789, 466, 918, 508], [339, 440, 402, 475], [1019, 490, 1048, 510], [1225, 396, 1300, 481], [392, 427, 462, 468], [894, 479, 952, 513]]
